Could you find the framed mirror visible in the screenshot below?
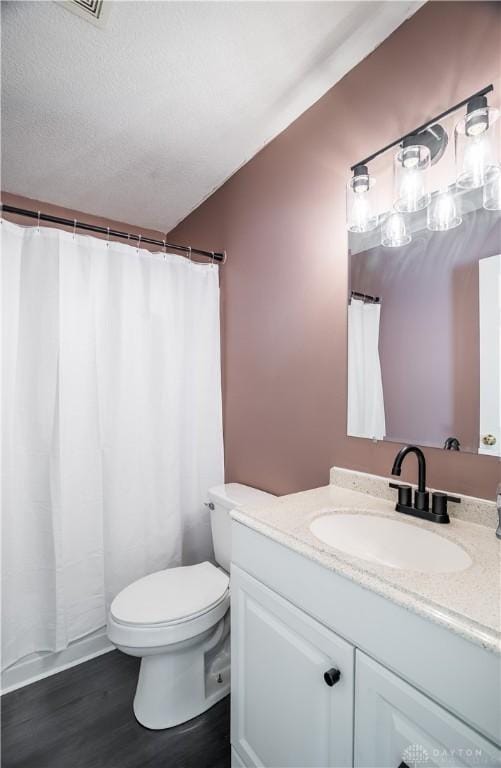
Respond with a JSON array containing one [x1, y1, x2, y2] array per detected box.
[[347, 103, 501, 457]]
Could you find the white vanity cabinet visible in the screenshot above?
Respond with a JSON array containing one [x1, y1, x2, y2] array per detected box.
[[355, 652, 500, 768], [231, 522, 501, 768], [231, 566, 354, 768]]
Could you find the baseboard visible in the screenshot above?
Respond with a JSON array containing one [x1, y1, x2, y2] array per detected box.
[[1, 627, 114, 694]]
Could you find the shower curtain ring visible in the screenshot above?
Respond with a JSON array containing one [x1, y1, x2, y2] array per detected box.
[[137, 234, 141, 253], [73, 219, 77, 240], [188, 246, 192, 263], [106, 227, 110, 247], [37, 210, 41, 233], [164, 234, 168, 258], [211, 251, 215, 268]]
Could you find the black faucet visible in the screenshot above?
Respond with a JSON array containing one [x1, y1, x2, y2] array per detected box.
[[390, 445, 460, 524]]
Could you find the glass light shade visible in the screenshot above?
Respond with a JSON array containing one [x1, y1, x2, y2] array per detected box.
[[346, 173, 378, 233], [394, 145, 431, 213], [427, 190, 462, 231], [455, 106, 500, 189], [483, 166, 501, 210], [381, 211, 411, 247]]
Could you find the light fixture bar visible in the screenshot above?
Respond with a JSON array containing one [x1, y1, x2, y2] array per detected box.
[[350, 84, 493, 171]]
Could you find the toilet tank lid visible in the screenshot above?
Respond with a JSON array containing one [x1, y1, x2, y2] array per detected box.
[[208, 482, 275, 509]]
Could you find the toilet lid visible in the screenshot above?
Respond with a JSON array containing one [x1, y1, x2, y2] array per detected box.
[[110, 561, 229, 626]]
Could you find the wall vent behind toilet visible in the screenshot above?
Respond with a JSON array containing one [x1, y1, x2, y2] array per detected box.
[[56, 0, 111, 28]]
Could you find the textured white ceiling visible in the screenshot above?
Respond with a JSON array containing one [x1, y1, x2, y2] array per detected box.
[[1, 0, 421, 231]]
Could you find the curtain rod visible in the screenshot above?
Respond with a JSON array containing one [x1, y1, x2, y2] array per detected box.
[[0, 205, 226, 263], [350, 290, 380, 304], [350, 83, 494, 171]]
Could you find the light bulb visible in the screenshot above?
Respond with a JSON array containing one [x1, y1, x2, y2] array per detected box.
[[351, 192, 372, 232], [401, 146, 421, 169], [346, 165, 377, 233], [461, 133, 490, 188], [455, 97, 499, 189], [398, 167, 423, 211], [394, 145, 430, 213], [353, 175, 370, 193], [466, 112, 489, 137], [427, 190, 461, 231], [381, 212, 411, 248]]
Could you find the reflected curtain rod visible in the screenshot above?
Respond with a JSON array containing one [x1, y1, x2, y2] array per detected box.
[[0, 205, 226, 263], [350, 290, 380, 304]]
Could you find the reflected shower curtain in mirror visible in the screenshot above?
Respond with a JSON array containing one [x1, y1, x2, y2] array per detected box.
[[347, 299, 386, 440], [1, 220, 224, 669]]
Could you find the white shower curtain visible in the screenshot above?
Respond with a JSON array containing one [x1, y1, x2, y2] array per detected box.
[[347, 298, 386, 440], [1, 220, 224, 669]]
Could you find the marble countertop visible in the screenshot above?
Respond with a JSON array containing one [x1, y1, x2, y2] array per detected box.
[[232, 474, 501, 654]]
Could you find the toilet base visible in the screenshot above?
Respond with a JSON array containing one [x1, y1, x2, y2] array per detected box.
[[129, 616, 230, 729]]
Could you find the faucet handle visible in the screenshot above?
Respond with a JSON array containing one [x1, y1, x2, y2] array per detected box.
[[389, 482, 412, 508], [431, 491, 460, 522]]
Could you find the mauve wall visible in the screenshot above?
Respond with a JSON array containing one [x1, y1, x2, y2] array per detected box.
[[169, 1, 501, 500]]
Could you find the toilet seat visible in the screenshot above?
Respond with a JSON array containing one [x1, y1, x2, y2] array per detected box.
[[111, 561, 229, 625], [108, 591, 229, 649], [108, 561, 230, 649]]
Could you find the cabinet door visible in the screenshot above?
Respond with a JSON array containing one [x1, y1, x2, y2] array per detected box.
[[231, 565, 354, 768], [355, 651, 501, 768]]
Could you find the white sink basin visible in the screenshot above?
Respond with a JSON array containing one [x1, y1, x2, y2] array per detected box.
[[309, 513, 472, 573]]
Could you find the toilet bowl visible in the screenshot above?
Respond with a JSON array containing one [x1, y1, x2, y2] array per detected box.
[[107, 483, 275, 729], [108, 561, 230, 729]]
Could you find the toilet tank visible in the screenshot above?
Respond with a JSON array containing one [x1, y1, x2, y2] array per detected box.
[[207, 483, 276, 572]]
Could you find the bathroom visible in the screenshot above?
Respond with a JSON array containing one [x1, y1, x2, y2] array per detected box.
[[1, 0, 500, 766]]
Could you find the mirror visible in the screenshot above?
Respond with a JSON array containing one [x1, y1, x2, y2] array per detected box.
[[347, 111, 501, 457]]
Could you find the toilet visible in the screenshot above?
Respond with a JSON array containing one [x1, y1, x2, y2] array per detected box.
[[107, 482, 275, 729]]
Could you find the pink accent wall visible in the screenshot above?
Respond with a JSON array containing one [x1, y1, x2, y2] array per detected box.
[[169, 1, 501, 500]]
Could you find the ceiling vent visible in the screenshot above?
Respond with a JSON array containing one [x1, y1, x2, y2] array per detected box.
[[56, 0, 111, 28]]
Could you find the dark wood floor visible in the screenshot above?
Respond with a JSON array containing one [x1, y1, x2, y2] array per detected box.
[[1, 650, 231, 768]]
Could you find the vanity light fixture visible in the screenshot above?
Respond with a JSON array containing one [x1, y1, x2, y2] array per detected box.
[[347, 84, 495, 236], [455, 93, 499, 189], [346, 164, 378, 233]]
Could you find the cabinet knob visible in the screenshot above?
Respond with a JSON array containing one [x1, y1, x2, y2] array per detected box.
[[323, 667, 341, 687]]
